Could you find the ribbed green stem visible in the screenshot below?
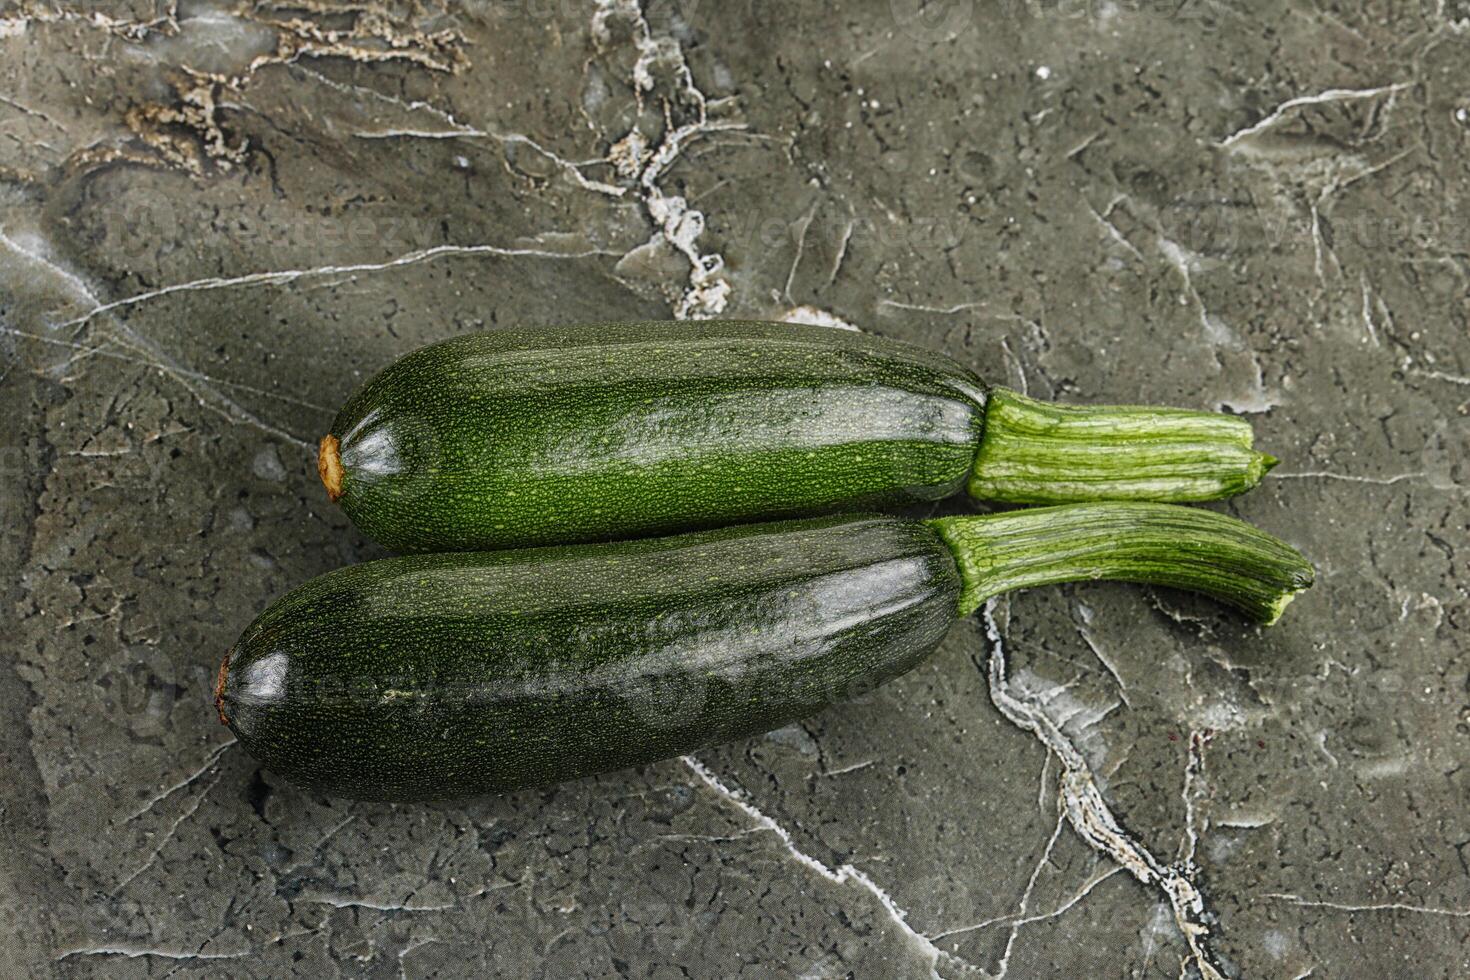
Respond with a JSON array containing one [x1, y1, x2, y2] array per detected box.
[[970, 388, 1277, 504], [927, 502, 1313, 624]]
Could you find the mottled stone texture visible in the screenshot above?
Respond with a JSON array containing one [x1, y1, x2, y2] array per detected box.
[[1, 1, 1467, 977]]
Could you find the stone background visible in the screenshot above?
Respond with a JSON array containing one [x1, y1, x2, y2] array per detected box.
[[2, 1, 1468, 977]]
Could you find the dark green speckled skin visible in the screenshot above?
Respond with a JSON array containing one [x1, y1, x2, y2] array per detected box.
[[330, 320, 987, 552], [218, 515, 961, 801]]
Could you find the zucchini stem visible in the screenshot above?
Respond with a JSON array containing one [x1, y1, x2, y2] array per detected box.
[[971, 387, 1277, 504], [928, 502, 1313, 624]]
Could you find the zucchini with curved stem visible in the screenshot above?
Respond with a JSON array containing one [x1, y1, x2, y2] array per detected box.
[[319, 320, 1276, 552], [217, 503, 1311, 801]]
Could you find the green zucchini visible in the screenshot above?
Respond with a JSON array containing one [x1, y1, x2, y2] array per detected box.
[[319, 321, 1275, 552], [216, 503, 1311, 801]]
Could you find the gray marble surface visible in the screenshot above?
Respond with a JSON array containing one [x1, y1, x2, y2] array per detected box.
[[3, 1, 1468, 977]]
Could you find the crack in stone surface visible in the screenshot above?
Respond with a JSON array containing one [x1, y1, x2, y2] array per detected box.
[[2, 328, 331, 413], [1358, 274, 1383, 347], [1411, 368, 1470, 386], [932, 861, 1126, 946], [354, 124, 629, 197], [1275, 470, 1455, 489], [821, 759, 875, 777], [0, 91, 65, 131], [1156, 235, 1235, 349], [1085, 198, 1145, 262], [39, 3, 472, 176], [877, 298, 990, 315], [299, 894, 456, 913], [783, 198, 821, 302], [1073, 603, 1133, 708], [1276, 470, 1419, 484], [111, 771, 223, 895], [0, 226, 103, 306], [1010, 866, 1126, 929], [59, 242, 616, 331], [0, 2, 181, 41], [680, 755, 978, 978], [119, 69, 250, 176], [329, 65, 628, 198], [104, 322, 317, 450], [1264, 894, 1470, 918], [124, 739, 236, 822], [977, 600, 1228, 980], [242, 3, 468, 76], [1178, 731, 1214, 872], [593, 0, 744, 319], [55, 944, 248, 961], [991, 809, 1067, 978], [1, 224, 321, 446], [825, 215, 856, 288], [1219, 83, 1414, 150]]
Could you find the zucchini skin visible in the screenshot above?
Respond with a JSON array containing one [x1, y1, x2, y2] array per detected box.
[[327, 320, 987, 552], [218, 516, 961, 801]]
